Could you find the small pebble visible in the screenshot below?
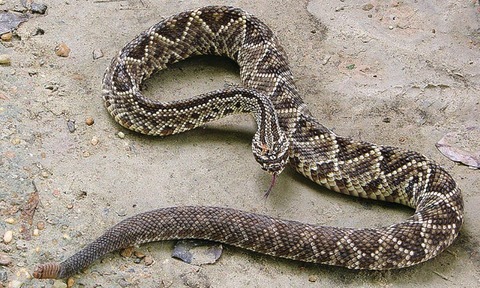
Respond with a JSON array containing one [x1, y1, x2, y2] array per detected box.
[[82, 151, 90, 158], [37, 221, 46, 230], [116, 209, 127, 217], [53, 279, 68, 288], [18, 226, 26, 235], [55, 43, 71, 57], [0, 54, 11, 65], [0, 268, 7, 282], [15, 240, 28, 251], [92, 49, 104, 60], [388, 25, 394, 30], [33, 28, 45, 36], [52, 189, 61, 197], [31, 2, 48, 14], [0, 253, 12, 265], [308, 275, 318, 282], [134, 251, 146, 258], [66, 203, 74, 209], [67, 277, 75, 288], [144, 255, 154, 266], [7, 280, 23, 288], [90, 137, 99, 146], [117, 131, 125, 139], [4, 218, 15, 224], [33, 228, 39, 236], [1, 32, 12, 41], [41, 171, 49, 178], [85, 117, 94, 126], [67, 119, 76, 133], [44, 82, 59, 91], [121, 247, 134, 258], [322, 55, 331, 65], [17, 267, 30, 278], [3, 231, 13, 244], [362, 3, 374, 11]]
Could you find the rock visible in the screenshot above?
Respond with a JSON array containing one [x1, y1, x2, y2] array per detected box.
[[4, 218, 15, 224], [0, 268, 7, 282], [134, 251, 146, 258], [0, 54, 11, 65], [36, 221, 46, 230], [92, 49, 104, 59], [44, 82, 59, 91], [67, 119, 76, 133], [3, 231, 13, 244], [85, 117, 94, 126], [116, 209, 127, 217], [7, 280, 23, 288], [90, 136, 99, 146], [362, 3, 374, 11], [144, 255, 154, 266], [55, 43, 70, 57], [117, 131, 125, 139], [31, 3, 47, 14], [15, 240, 28, 251], [120, 247, 134, 257], [172, 240, 223, 265], [308, 275, 318, 282], [0, 253, 12, 265], [52, 279, 67, 288], [180, 270, 210, 288], [1, 32, 12, 41], [33, 28, 45, 36]]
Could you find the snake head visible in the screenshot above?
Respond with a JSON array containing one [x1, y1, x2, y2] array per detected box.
[[252, 134, 290, 175]]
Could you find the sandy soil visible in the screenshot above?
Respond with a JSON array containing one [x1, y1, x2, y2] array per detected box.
[[1, 0, 479, 287]]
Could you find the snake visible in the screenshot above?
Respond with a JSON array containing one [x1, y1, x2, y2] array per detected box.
[[33, 6, 464, 279]]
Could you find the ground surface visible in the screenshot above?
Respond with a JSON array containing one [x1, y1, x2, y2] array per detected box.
[[1, 0, 479, 287]]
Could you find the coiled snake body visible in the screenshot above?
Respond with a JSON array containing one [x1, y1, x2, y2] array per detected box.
[[34, 6, 463, 279]]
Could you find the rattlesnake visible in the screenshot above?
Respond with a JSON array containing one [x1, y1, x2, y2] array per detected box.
[[33, 6, 464, 279]]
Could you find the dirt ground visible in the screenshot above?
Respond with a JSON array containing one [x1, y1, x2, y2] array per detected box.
[[1, 0, 479, 287]]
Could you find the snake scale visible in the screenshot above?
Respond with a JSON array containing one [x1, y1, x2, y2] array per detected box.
[[34, 6, 464, 279]]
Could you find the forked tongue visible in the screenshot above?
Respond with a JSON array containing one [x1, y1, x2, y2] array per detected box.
[[263, 173, 277, 198]]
